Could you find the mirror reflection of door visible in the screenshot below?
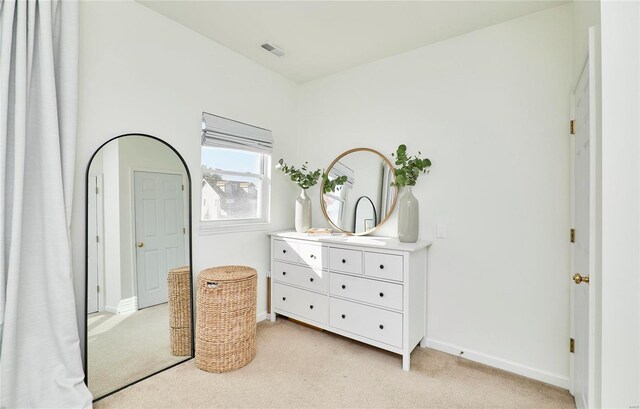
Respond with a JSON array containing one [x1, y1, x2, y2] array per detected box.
[[134, 171, 185, 309], [87, 175, 101, 314], [86, 135, 193, 401]]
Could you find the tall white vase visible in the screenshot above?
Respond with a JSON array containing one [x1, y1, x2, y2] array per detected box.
[[397, 186, 419, 243], [295, 188, 311, 233]]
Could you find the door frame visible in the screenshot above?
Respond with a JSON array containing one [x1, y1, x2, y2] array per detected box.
[[87, 174, 105, 313], [129, 167, 190, 305], [569, 26, 600, 408], [83, 133, 195, 393]]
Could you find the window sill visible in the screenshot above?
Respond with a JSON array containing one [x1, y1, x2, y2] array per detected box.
[[199, 220, 271, 235]]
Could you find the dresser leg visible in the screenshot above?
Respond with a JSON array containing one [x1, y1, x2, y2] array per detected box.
[[270, 312, 276, 322], [420, 336, 427, 348], [402, 353, 410, 371]]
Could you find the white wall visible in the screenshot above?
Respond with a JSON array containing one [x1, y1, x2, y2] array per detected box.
[[599, 1, 640, 406], [295, 5, 573, 387], [73, 0, 298, 347], [573, 1, 601, 79]]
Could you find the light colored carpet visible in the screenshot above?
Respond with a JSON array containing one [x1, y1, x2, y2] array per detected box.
[[95, 318, 575, 408], [88, 303, 189, 399]]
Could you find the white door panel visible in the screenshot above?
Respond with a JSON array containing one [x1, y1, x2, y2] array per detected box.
[[135, 172, 186, 309], [572, 47, 595, 409]]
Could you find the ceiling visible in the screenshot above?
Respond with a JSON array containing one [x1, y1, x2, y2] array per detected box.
[[138, 1, 568, 84]]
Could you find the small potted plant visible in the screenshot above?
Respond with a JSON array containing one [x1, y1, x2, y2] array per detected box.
[[276, 159, 348, 233], [391, 144, 432, 243], [276, 159, 322, 232]]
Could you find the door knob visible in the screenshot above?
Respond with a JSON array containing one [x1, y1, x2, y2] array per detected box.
[[572, 273, 590, 284], [136, 242, 144, 248]]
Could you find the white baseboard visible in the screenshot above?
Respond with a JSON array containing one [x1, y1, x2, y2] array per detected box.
[[104, 305, 118, 314], [257, 311, 268, 322], [425, 338, 570, 389], [116, 297, 138, 315]]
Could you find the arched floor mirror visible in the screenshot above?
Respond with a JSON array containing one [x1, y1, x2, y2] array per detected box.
[[84, 134, 194, 401]]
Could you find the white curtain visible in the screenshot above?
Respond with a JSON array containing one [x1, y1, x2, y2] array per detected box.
[[0, 1, 92, 407]]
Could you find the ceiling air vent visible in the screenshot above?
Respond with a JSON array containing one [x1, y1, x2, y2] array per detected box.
[[261, 43, 285, 57]]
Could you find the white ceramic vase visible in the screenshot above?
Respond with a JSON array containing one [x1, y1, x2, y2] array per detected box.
[[295, 188, 311, 233], [397, 186, 419, 243]]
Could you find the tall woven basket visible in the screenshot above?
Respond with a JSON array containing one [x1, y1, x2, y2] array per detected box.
[[168, 266, 192, 356], [196, 265, 257, 373]]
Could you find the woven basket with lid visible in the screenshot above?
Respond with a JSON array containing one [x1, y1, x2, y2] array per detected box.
[[195, 265, 257, 373], [168, 266, 192, 356]]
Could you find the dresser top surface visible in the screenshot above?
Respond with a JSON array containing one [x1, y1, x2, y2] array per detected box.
[[269, 231, 431, 252]]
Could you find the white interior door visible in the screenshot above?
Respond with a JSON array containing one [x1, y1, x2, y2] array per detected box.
[[572, 44, 596, 409], [87, 176, 99, 314], [134, 171, 186, 309]]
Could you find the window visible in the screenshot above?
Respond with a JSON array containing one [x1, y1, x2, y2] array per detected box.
[[322, 161, 354, 229], [324, 182, 348, 228], [201, 112, 271, 233]]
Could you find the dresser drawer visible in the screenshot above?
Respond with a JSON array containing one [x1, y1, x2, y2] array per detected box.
[[273, 261, 328, 294], [273, 283, 327, 324], [273, 240, 299, 263], [364, 251, 403, 281], [329, 273, 402, 310], [297, 242, 327, 269], [329, 297, 402, 348], [329, 247, 362, 274]]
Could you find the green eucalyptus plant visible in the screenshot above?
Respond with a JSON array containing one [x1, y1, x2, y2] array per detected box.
[[391, 144, 432, 187], [276, 159, 347, 193], [321, 172, 348, 195], [276, 159, 321, 189]]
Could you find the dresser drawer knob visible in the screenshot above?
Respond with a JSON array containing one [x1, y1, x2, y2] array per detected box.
[[310, 277, 314, 282], [310, 254, 316, 259], [379, 292, 384, 297], [379, 324, 384, 330], [282, 297, 286, 301], [341, 259, 346, 264], [379, 264, 384, 269], [341, 284, 346, 289], [282, 271, 286, 275], [282, 249, 287, 254], [309, 305, 314, 309], [341, 314, 346, 319]]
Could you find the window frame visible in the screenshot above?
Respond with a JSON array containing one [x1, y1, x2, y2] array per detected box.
[[199, 145, 272, 235], [324, 183, 349, 230]]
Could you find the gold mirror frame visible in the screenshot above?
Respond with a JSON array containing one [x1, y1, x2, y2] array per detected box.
[[320, 147, 398, 236]]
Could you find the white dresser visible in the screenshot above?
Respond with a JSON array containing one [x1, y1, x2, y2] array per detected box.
[[269, 231, 430, 370]]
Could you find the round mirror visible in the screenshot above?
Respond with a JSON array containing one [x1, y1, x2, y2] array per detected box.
[[320, 148, 397, 235]]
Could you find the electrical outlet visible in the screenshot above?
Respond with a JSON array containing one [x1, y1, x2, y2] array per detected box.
[[436, 224, 446, 239]]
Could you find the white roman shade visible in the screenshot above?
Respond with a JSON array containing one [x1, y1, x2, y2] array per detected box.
[[201, 112, 273, 153], [329, 160, 355, 185]]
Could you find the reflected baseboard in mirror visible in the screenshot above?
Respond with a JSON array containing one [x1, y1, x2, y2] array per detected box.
[[320, 148, 398, 235], [84, 134, 194, 401]]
